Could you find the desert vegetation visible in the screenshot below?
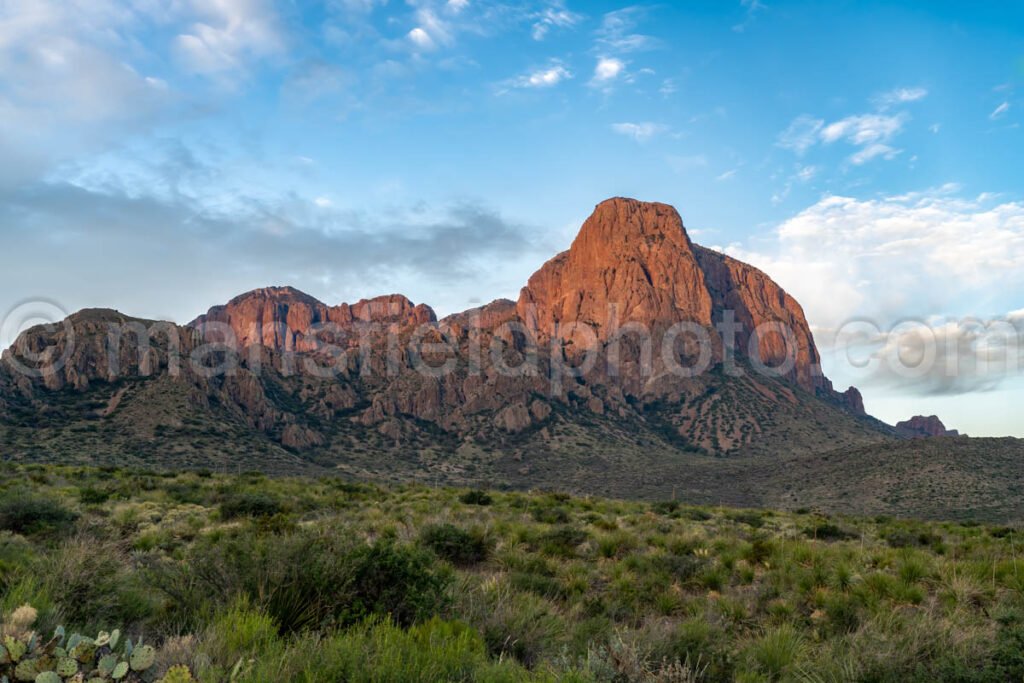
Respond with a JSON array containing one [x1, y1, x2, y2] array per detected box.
[[2, 463, 1024, 681]]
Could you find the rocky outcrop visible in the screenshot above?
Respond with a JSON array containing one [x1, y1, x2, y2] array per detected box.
[[896, 415, 960, 438], [516, 198, 827, 394], [838, 387, 866, 416], [0, 196, 888, 457], [694, 246, 826, 394], [517, 199, 713, 348], [190, 287, 436, 353]]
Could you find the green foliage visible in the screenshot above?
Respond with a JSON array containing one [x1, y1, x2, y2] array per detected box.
[[0, 604, 189, 683], [419, 524, 491, 566], [152, 529, 450, 632], [0, 495, 77, 536], [217, 492, 283, 520], [2, 464, 1024, 683], [459, 490, 493, 506], [804, 522, 857, 542]]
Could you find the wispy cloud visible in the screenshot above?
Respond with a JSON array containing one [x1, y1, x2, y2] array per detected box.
[[873, 86, 928, 109], [778, 111, 908, 165], [175, 0, 285, 77], [531, 3, 582, 40], [503, 62, 573, 91], [732, 0, 765, 33], [990, 101, 1011, 120], [777, 115, 825, 155], [595, 7, 659, 53], [610, 122, 669, 142]]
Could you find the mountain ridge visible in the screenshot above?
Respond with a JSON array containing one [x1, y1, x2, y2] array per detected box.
[[2, 196, 1001, 519]]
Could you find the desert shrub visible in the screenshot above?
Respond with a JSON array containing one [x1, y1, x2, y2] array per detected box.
[[0, 494, 77, 536], [654, 553, 709, 584], [218, 492, 283, 520], [729, 511, 765, 528], [44, 537, 154, 630], [151, 529, 450, 632], [746, 624, 805, 679], [682, 508, 713, 521], [537, 526, 589, 558], [420, 524, 491, 566], [531, 505, 570, 524], [235, 617, 536, 683], [652, 500, 680, 516], [804, 523, 857, 542], [78, 486, 112, 505], [657, 618, 734, 681], [459, 490, 493, 506]]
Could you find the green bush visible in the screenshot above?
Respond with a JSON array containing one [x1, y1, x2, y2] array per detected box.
[[218, 492, 284, 519], [0, 494, 77, 535], [152, 529, 450, 632], [804, 522, 857, 542], [459, 490, 493, 506], [420, 523, 491, 566]]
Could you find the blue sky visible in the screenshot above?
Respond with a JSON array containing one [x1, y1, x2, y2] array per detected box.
[[0, 0, 1022, 435]]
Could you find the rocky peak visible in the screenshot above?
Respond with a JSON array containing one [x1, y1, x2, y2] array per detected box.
[[896, 415, 960, 438], [190, 289, 436, 353], [517, 197, 713, 345], [515, 197, 829, 394]]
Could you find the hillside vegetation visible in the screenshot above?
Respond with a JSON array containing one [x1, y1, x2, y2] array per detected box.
[[2, 464, 1024, 682]]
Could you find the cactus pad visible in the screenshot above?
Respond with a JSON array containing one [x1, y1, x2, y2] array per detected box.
[[111, 661, 129, 680], [55, 658, 78, 677], [129, 645, 155, 672], [33, 673, 60, 683], [156, 666, 196, 683]]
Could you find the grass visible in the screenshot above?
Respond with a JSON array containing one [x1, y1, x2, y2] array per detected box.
[[1, 462, 1024, 681]]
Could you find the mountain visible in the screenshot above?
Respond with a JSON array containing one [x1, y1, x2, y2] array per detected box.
[[896, 415, 961, 438], [4, 197, 1015, 519]]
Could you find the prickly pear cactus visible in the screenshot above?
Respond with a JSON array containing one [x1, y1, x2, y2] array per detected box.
[[155, 666, 195, 683], [127, 646, 154, 673], [0, 605, 194, 683]]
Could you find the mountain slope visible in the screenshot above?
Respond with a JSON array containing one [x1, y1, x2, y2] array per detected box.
[[6, 196, 1012, 520]]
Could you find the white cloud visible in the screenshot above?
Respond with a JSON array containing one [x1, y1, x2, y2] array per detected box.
[[591, 57, 624, 84], [504, 62, 572, 90], [725, 191, 1024, 338], [795, 165, 818, 181], [596, 7, 658, 52], [776, 115, 824, 155], [531, 4, 581, 40], [849, 143, 900, 165], [407, 27, 435, 49], [820, 113, 906, 145], [175, 0, 284, 76], [446, 0, 469, 12], [0, 0, 175, 187], [610, 122, 668, 142], [873, 86, 928, 109], [716, 169, 738, 181], [779, 111, 907, 165], [990, 101, 1011, 120]]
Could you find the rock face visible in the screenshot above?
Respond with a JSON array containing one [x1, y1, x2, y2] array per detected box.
[[1, 196, 883, 460], [190, 287, 436, 353], [518, 200, 713, 345], [517, 198, 828, 394], [839, 387, 866, 416], [896, 415, 960, 438]]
